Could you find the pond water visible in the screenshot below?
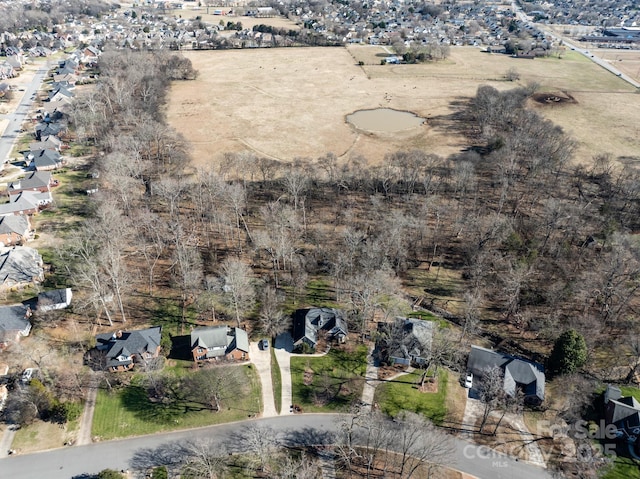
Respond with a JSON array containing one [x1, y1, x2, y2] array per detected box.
[[346, 108, 424, 133]]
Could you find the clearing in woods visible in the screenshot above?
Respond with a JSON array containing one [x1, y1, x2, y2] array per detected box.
[[166, 45, 640, 168]]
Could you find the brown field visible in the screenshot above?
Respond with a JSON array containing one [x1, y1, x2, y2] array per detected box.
[[166, 7, 301, 31], [167, 45, 640, 169]]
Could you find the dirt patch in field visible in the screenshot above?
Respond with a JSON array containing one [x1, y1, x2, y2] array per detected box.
[[531, 91, 578, 106]]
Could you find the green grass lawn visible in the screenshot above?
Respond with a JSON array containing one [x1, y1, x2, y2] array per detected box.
[[271, 346, 282, 414], [374, 368, 448, 425], [92, 364, 261, 440], [291, 345, 367, 412], [601, 455, 640, 479]]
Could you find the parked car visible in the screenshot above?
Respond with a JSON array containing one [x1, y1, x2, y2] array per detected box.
[[259, 339, 269, 350], [464, 372, 473, 389]]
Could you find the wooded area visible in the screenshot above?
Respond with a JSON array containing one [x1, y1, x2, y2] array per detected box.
[[61, 47, 640, 388]]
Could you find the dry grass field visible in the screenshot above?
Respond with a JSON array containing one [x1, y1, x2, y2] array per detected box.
[[167, 45, 640, 168]]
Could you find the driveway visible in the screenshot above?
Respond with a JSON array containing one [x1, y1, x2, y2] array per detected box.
[[274, 333, 293, 415], [249, 341, 277, 418], [461, 391, 546, 467]]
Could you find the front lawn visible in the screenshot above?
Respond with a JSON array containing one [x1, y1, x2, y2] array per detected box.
[[92, 364, 261, 440], [375, 368, 448, 425], [271, 346, 282, 414], [290, 345, 367, 412]]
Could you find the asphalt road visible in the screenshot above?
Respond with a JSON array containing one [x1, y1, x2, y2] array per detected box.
[[511, 3, 640, 89], [0, 414, 552, 479], [0, 63, 51, 165]]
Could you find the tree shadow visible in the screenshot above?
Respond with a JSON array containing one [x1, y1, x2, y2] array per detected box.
[[130, 441, 191, 472], [282, 426, 336, 447]]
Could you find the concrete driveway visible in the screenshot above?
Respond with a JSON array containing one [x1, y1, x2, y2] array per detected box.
[[249, 341, 277, 418], [274, 333, 293, 414]]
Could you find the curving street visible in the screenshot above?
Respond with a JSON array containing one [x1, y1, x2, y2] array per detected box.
[[0, 413, 552, 479]]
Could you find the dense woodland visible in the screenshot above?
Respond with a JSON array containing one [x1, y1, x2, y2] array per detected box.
[[68, 47, 640, 382]]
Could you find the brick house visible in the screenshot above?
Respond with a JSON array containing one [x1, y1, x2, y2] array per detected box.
[[94, 326, 162, 372], [190, 326, 249, 362]]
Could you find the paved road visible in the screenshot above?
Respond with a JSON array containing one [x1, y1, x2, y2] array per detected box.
[[0, 62, 50, 164], [0, 414, 552, 479], [511, 3, 640, 89]]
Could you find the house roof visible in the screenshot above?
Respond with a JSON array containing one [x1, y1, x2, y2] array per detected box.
[[607, 398, 640, 432], [0, 304, 30, 333], [190, 326, 249, 357], [467, 345, 545, 402], [388, 317, 433, 361], [292, 308, 347, 347], [9, 171, 52, 193], [0, 215, 29, 237], [0, 247, 44, 285], [38, 288, 72, 309], [191, 326, 228, 354], [95, 326, 162, 367]]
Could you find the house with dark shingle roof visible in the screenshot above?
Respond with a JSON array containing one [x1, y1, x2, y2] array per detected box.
[[190, 326, 249, 362], [604, 385, 640, 443], [0, 246, 44, 289], [0, 304, 32, 348], [376, 317, 433, 367], [94, 326, 162, 372], [291, 308, 348, 352], [467, 345, 545, 405], [8, 171, 53, 196], [38, 288, 72, 311], [0, 215, 31, 246]]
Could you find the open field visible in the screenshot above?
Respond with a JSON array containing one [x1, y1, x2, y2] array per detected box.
[[165, 6, 301, 32], [167, 45, 640, 168]]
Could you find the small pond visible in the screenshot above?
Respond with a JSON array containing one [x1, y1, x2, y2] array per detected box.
[[346, 108, 425, 133]]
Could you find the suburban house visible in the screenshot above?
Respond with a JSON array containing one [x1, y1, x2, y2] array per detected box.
[[604, 385, 640, 443], [467, 345, 545, 405], [8, 171, 53, 196], [291, 307, 348, 352], [0, 190, 52, 217], [376, 317, 434, 367], [190, 326, 250, 362], [25, 149, 63, 171], [38, 288, 73, 311], [94, 326, 162, 372], [0, 215, 31, 246], [0, 246, 44, 289], [0, 304, 32, 348]]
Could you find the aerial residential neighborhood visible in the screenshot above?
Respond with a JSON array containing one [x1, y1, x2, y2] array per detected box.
[[0, 0, 638, 478]]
